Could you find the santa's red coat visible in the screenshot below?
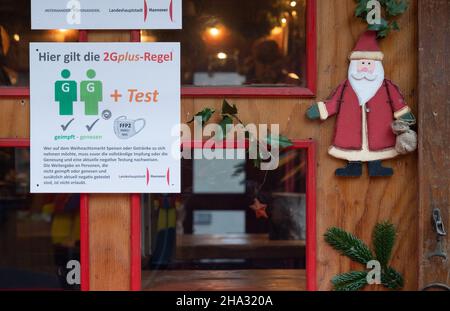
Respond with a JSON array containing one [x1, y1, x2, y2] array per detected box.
[[318, 79, 411, 161]]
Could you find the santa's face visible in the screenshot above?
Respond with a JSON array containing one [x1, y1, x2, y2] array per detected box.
[[357, 60, 375, 73], [348, 59, 385, 105], [352, 59, 378, 81]]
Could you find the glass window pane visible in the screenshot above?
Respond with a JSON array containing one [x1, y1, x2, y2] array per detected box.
[[193, 210, 246, 234], [142, 148, 307, 291], [142, 0, 307, 87], [0, 148, 80, 290], [193, 149, 246, 194], [0, 0, 79, 87]]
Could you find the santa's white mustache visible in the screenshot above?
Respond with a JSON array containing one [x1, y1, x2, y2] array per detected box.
[[351, 71, 378, 81]]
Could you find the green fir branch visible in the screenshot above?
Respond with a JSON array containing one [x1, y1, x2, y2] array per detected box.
[[373, 222, 396, 267], [324, 227, 374, 265], [332, 271, 368, 291], [326, 223, 404, 291], [381, 267, 404, 290]]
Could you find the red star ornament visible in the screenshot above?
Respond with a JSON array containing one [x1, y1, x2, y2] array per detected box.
[[250, 198, 268, 219]]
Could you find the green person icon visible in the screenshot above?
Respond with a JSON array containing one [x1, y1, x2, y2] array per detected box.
[[55, 69, 77, 116], [80, 69, 103, 116]]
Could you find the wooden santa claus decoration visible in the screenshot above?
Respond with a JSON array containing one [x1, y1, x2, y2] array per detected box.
[[307, 31, 415, 177]]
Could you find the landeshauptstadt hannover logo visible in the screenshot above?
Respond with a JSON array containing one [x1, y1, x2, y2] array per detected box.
[[43, 0, 175, 25]]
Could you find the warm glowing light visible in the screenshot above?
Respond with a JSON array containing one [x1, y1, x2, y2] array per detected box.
[[217, 52, 227, 60], [13, 34, 20, 42], [58, 29, 68, 33], [281, 18, 287, 24], [290, 1, 297, 7], [141, 35, 157, 42], [292, 11, 298, 17], [288, 72, 301, 80], [271, 26, 283, 35], [208, 27, 220, 37]]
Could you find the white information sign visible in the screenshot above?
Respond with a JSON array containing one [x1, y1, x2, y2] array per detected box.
[[31, 0, 182, 30], [30, 43, 181, 193]]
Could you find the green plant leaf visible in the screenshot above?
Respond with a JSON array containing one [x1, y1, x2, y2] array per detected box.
[[386, 0, 408, 17], [391, 20, 400, 31], [368, 17, 389, 31], [221, 99, 238, 116], [373, 222, 396, 267], [355, 0, 408, 38], [381, 267, 404, 290], [332, 271, 368, 291], [232, 162, 246, 177], [264, 135, 294, 149], [325, 227, 374, 265], [377, 27, 391, 38], [217, 115, 233, 140], [187, 108, 215, 124], [253, 153, 262, 169], [355, 0, 370, 17]]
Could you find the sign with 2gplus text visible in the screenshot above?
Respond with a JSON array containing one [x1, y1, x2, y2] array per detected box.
[[30, 43, 181, 193], [32, 0, 182, 30]]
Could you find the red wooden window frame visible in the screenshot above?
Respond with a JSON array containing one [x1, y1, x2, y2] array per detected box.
[[126, 139, 317, 291], [0, 138, 316, 291], [0, 0, 318, 288], [0, 0, 316, 98], [180, 0, 317, 98], [129, 140, 317, 290]]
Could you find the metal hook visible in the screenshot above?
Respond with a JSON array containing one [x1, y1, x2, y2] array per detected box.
[[432, 208, 446, 236], [421, 283, 450, 291], [428, 208, 447, 260]]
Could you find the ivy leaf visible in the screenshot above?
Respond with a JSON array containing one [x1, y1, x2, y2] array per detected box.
[[332, 271, 368, 291], [368, 17, 390, 37], [377, 26, 391, 38], [356, 0, 408, 39], [355, 0, 370, 17], [221, 99, 238, 116], [253, 152, 262, 169], [385, 0, 408, 17], [368, 17, 388, 31], [187, 108, 215, 124], [377, 21, 400, 38], [264, 135, 294, 149], [217, 115, 233, 140], [232, 162, 246, 177], [391, 20, 400, 31]]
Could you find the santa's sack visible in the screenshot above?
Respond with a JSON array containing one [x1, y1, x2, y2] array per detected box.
[[392, 120, 418, 154]]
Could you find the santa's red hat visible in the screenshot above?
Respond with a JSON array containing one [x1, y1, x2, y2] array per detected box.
[[349, 31, 384, 61]]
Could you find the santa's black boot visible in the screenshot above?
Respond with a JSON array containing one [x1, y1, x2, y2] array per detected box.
[[335, 162, 362, 177], [368, 161, 393, 177]]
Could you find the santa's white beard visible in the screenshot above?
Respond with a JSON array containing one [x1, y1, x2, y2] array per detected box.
[[348, 61, 385, 106]]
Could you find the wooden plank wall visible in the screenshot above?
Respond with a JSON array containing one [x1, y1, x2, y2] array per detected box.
[[85, 31, 133, 290], [418, 0, 450, 290], [0, 0, 419, 290], [182, 0, 418, 290]]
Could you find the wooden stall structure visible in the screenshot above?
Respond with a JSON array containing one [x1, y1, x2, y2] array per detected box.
[[0, 0, 448, 291]]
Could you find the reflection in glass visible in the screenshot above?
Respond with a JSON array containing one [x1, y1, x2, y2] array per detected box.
[[0, 0, 79, 87], [193, 149, 246, 194], [0, 148, 80, 290], [142, 0, 307, 87], [142, 148, 307, 291]]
